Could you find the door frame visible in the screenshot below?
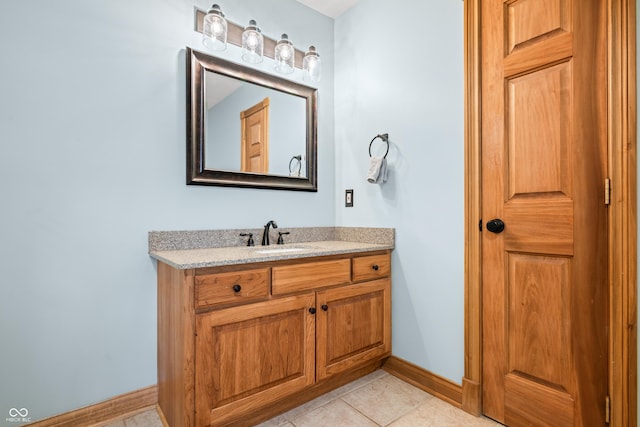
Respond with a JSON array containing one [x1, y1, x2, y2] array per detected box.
[[462, 0, 637, 425]]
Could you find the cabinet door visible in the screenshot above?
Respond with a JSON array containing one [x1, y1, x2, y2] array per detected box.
[[316, 278, 391, 380], [195, 294, 316, 427]]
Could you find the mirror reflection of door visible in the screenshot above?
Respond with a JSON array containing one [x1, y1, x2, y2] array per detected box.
[[240, 97, 269, 173]]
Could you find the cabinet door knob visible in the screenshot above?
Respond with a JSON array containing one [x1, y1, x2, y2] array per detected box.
[[232, 284, 242, 293], [372, 264, 380, 271], [308, 307, 316, 314], [321, 304, 328, 311]]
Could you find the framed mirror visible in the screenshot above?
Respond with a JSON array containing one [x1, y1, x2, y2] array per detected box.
[[186, 47, 318, 191]]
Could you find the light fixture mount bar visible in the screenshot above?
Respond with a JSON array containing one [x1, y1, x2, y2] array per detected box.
[[195, 8, 304, 69]]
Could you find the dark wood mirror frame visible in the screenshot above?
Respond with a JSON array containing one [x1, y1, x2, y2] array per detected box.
[[186, 47, 318, 191]]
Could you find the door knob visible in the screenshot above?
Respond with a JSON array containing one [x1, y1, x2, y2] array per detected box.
[[486, 219, 505, 234]]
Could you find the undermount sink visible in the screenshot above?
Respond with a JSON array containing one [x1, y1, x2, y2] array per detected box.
[[253, 247, 307, 254]]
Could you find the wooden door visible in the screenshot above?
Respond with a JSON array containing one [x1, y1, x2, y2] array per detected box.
[[240, 97, 269, 174], [195, 294, 315, 427], [481, 1, 608, 426], [316, 279, 391, 380]]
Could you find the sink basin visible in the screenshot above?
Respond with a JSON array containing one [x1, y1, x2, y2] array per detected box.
[[253, 247, 307, 254]]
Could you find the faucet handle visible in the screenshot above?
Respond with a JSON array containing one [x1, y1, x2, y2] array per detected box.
[[277, 231, 290, 245], [239, 233, 255, 246]]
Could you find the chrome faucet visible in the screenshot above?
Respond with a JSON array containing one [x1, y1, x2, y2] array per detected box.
[[261, 220, 278, 246]]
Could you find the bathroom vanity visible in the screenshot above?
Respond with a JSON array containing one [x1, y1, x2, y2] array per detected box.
[[149, 230, 393, 427]]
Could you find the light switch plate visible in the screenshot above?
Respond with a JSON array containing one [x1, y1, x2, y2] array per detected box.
[[345, 189, 354, 207]]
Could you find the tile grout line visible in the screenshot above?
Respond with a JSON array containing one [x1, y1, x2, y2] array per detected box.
[[338, 397, 384, 426], [282, 372, 392, 425], [340, 394, 435, 427]]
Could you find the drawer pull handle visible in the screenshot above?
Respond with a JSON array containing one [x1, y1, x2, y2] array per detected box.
[[309, 307, 316, 315], [372, 264, 380, 271], [232, 284, 242, 293], [321, 304, 328, 311]]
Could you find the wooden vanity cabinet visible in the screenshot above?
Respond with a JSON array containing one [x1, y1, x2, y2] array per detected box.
[[157, 251, 391, 427]]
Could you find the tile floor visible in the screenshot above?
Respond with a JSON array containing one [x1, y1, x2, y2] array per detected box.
[[103, 370, 502, 426]]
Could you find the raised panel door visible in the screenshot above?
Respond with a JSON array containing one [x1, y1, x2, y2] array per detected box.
[[240, 97, 269, 174], [195, 294, 315, 427], [481, 0, 608, 425], [316, 279, 391, 380]]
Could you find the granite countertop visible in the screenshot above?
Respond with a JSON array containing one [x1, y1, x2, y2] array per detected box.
[[149, 240, 392, 269], [148, 227, 395, 270]]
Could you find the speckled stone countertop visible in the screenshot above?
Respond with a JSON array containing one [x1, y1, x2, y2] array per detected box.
[[149, 227, 394, 269]]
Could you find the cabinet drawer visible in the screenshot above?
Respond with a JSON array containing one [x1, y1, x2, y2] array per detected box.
[[272, 259, 351, 295], [352, 253, 391, 282], [195, 268, 269, 309]]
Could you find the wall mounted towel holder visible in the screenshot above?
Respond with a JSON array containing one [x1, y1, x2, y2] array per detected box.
[[369, 133, 390, 158], [288, 155, 302, 176]]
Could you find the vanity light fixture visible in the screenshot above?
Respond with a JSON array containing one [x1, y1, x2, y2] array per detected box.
[[195, 9, 320, 75], [241, 20, 264, 64], [202, 4, 227, 51], [274, 34, 295, 75], [303, 46, 321, 83]]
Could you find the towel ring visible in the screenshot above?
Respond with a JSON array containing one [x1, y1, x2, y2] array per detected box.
[[369, 133, 390, 159], [289, 155, 302, 177]]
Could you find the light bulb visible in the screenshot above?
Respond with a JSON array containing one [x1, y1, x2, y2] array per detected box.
[[211, 21, 224, 37], [246, 33, 259, 49], [281, 46, 292, 60]]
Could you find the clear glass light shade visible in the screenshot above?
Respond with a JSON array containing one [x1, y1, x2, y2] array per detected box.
[[303, 46, 321, 83], [202, 4, 227, 51], [274, 34, 295, 74], [241, 20, 264, 64]]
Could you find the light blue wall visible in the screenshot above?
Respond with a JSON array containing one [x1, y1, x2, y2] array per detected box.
[[334, 0, 465, 382], [0, 0, 333, 422]]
